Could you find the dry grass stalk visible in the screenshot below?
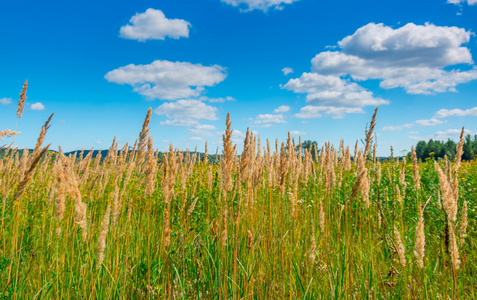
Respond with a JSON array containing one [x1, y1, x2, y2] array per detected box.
[[399, 157, 406, 186], [221, 112, 234, 193], [448, 221, 460, 271], [136, 107, 152, 170], [279, 142, 287, 194], [459, 200, 468, 248], [363, 107, 378, 160], [434, 161, 457, 222], [309, 223, 317, 263], [394, 225, 406, 268], [145, 135, 156, 197], [96, 202, 111, 268], [30, 113, 54, 164], [16, 80, 27, 119], [187, 197, 199, 216], [0, 130, 21, 140], [414, 207, 425, 269], [411, 146, 420, 190], [319, 200, 325, 233], [13, 146, 50, 202], [111, 185, 120, 227]]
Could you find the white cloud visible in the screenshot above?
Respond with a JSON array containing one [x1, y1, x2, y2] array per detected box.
[[290, 130, 307, 136], [200, 96, 236, 103], [273, 105, 290, 113], [255, 114, 286, 125], [284, 72, 388, 107], [119, 9, 191, 41], [382, 123, 414, 131], [434, 107, 477, 118], [96, 141, 103, 145], [105, 60, 227, 100], [0, 97, 12, 105], [282, 67, 294, 76], [188, 124, 217, 137], [221, 0, 300, 12], [447, 0, 477, 5], [31, 102, 45, 111], [189, 136, 205, 142], [409, 131, 419, 134], [295, 106, 364, 119], [310, 23, 477, 95], [433, 128, 472, 140], [155, 99, 218, 126], [415, 118, 444, 126]]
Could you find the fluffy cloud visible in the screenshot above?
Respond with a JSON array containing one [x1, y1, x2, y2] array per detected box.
[[415, 118, 444, 126], [221, 0, 300, 12], [119, 9, 191, 41], [273, 105, 290, 113], [434, 107, 477, 118], [155, 99, 218, 126], [433, 128, 472, 140], [382, 123, 414, 131], [31, 102, 45, 111], [200, 96, 235, 103], [311, 23, 477, 95], [0, 97, 12, 105], [290, 130, 307, 136], [282, 67, 293, 76], [188, 124, 217, 137], [284, 72, 389, 107], [295, 106, 364, 119], [447, 0, 477, 5], [105, 60, 227, 100], [255, 114, 286, 126]]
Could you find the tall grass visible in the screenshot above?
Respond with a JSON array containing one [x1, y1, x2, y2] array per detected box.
[[0, 106, 476, 299]]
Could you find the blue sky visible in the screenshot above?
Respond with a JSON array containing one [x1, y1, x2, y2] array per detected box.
[[1, 0, 476, 155]]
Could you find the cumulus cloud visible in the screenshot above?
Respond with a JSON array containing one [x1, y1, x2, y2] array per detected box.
[[200, 96, 236, 103], [434, 106, 477, 118], [382, 123, 414, 131], [284, 72, 389, 107], [295, 106, 364, 119], [433, 128, 472, 140], [31, 102, 45, 111], [0, 97, 12, 105], [255, 114, 286, 126], [290, 130, 307, 136], [119, 9, 191, 41], [221, 0, 300, 12], [273, 105, 290, 113], [447, 0, 477, 5], [105, 60, 227, 100], [188, 124, 217, 137], [415, 118, 444, 126], [282, 67, 293, 76], [155, 99, 218, 126], [310, 23, 477, 95]]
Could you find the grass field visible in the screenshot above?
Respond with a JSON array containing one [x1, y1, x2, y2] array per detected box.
[[0, 108, 476, 299]]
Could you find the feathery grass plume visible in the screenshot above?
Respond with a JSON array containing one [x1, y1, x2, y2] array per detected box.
[[0, 129, 21, 140], [414, 207, 425, 269], [187, 197, 199, 216], [247, 229, 253, 251], [67, 157, 88, 241], [344, 146, 351, 171], [111, 185, 120, 227], [448, 220, 460, 271], [287, 191, 297, 219], [96, 202, 111, 268], [434, 161, 457, 222], [459, 200, 468, 248], [377, 161, 382, 184], [394, 225, 406, 268], [363, 107, 378, 160], [55, 152, 69, 235], [353, 140, 358, 164], [136, 107, 152, 170], [411, 146, 421, 189], [309, 222, 317, 263], [451, 127, 465, 206], [145, 135, 156, 197], [399, 157, 406, 185], [16, 80, 27, 119], [279, 142, 288, 194], [239, 128, 251, 184], [31, 113, 54, 164], [18, 148, 30, 181], [396, 184, 402, 204], [221, 112, 234, 193], [13, 145, 50, 202], [319, 200, 325, 233]]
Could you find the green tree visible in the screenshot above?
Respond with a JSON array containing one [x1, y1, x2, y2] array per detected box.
[[463, 134, 474, 161]]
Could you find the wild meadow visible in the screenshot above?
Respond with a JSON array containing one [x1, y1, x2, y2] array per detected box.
[[1, 100, 476, 298]]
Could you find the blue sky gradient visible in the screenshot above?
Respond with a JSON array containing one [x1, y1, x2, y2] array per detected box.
[[1, 0, 476, 155]]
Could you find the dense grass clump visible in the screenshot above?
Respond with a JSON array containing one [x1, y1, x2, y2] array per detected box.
[[1, 108, 476, 299]]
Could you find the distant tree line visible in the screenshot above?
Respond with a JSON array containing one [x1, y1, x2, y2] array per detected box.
[[412, 135, 477, 161]]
